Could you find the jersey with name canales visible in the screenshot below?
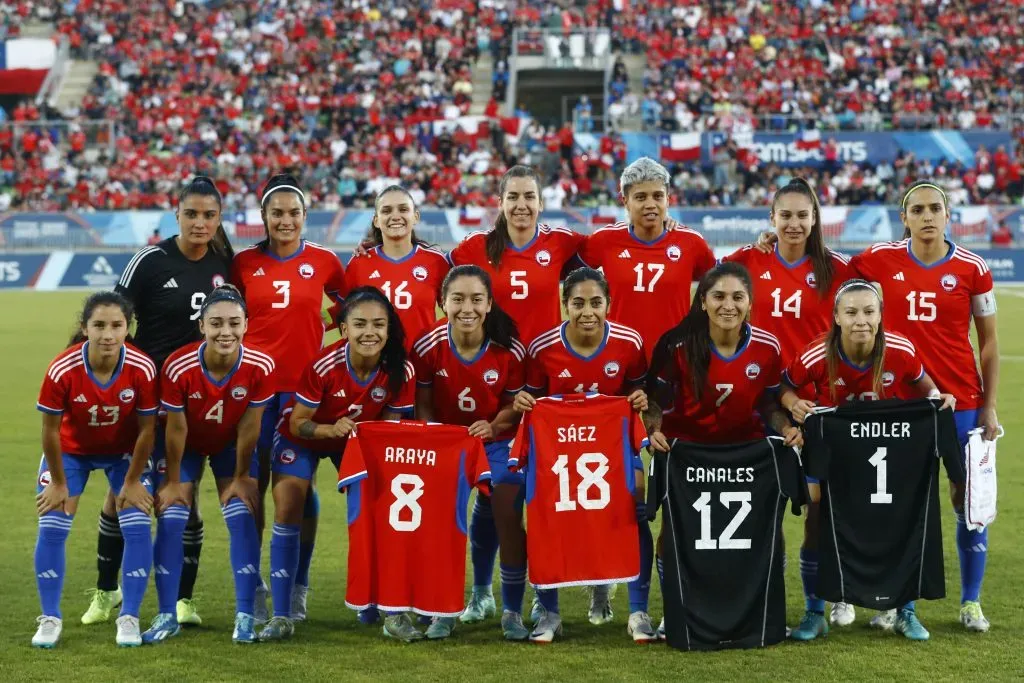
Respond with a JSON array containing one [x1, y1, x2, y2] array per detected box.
[[116, 237, 232, 368], [412, 321, 526, 439], [578, 223, 716, 359], [448, 225, 586, 344], [783, 333, 924, 405], [280, 342, 416, 452], [345, 245, 449, 349], [161, 342, 276, 456], [231, 241, 347, 392], [648, 438, 806, 651], [850, 240, 994, 409], [526, 321, 647, 396], [804, 399, 963, 609], [510, 394, 645, 588], [723, 245, 854, 366], [656, 325, 781, 443], [37, 342, 158, 456], [337, 421, 490, 616]]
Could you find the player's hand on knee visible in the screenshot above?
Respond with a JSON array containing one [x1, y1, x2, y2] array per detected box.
[[36, 481, 69, 516], [223, 475, 260, 514], [157, 481, 188, 514], [117, 479, 153, 514]]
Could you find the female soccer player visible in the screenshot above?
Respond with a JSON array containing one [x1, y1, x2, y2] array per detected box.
[[33, 292, 158, 648], [412, 264, 526, 640], [140, 285, 275, 645], [83, 176, 234, 629], [231, 173, 347, 621], [780, 279, 955, 641], [511, 267, 652, 644], [259, 287, 415, 642]]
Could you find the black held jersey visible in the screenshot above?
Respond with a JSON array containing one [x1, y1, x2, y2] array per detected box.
[[115, 237, 232, 368], [804, 399, 964, 610], [648, 437, 807, 651]]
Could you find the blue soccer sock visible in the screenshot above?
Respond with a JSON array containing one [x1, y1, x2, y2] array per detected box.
[[955, 512, 988, 603], [270, 523, 300, 617], [153, 504, 190, 616], [499, 563, 527, 614], [536, 587, 559, 614], [36, 511, 73, 618], [628, 513, 653, 614], [470, 495, 498, 593], [118, 508, 153, 618], [902, 601, 916, 613], [800, 548, 824, 614], [223, 499, 259, 615]]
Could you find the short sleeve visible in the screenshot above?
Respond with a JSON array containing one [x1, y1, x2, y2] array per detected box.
[[902, 347, 924, 384], [803, 413, 832, 481], [324, 253, 348, 303], [385, 362, 416, 413], [448, 236, 474, 266], [250, 364, 275, 406], [115, 247, 156, 307], [625, 345, 648, 384], [337, 431, 368, 490], [524, 352, 546, 392], [576, 232, 603, 269], [411, 344, 434, 388], [693, 236, 716, 278], [720, 245, 748, 266], [848, 248, 876, 281], [135, 370, 158, 415], [765, 347, 782, 390], [294, 361, 326, 408], [936, 405, 966, 484], [504, 349, 526, 393], [37, 367, 66, 414], [783, 353, 811, 390], [161, 364, 186, 412], [229, 256, 246, 296]]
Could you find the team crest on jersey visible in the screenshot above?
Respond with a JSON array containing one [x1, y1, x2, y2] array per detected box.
[[745, 363, 761, 379], [536, 250, 552, 266], [212, 274, 226, 288], [805, 272, 817, 287], [298, 263, 315, 279], [604, 361, 620, 378], [38, 470, 51, 487], [370, 387, 387, 402], [412, 265, 429, 282], [119, 388, 135, 403], [666, 245, 681, 262], [940, 274, 958, 292], [482, 369, 500, 385], [279, 449, 297, 465], [231, 386, 248, 401], [882, 372, 895, 387]]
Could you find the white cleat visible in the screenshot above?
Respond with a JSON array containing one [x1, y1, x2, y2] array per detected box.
[[115, 615, 142, 647], [529, 612, 563, 643], [32, 616, 62, 648], [869, 609, 897, 631], [291, 584, 308, 622], [254, 581, 270, 625], [656, 616, 666, 640], [627, 611, 657, 643], [830, 602, 856, 627], [588, 585, 613, 625], [960, 601, 991, 633]]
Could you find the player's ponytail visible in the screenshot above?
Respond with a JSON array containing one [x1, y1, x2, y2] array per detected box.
[[338, 286, 408, 395], [68, 290, 135, 347], [178, 175, 235, 260], [825, 279, 886, 401], [486, 165, 542, 268], [368, 185, 432, 248], [441, 265, 521, 350], [771, 178, 833, 295], [900, 181, 950, 240], [258, 173, 306, 251]]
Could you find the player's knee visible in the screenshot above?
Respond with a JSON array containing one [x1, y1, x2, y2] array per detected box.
[[102, 489, 117, 516], [272, 480, 307, 524]]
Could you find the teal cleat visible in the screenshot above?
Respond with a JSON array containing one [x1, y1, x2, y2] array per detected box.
[[258, 616, 294, 641], [425, 616, 456, 640], [501, 611, 530, 641], [460, 590, 497, 623], [232, 613, 258, 644], [141, 612, 181, 644], [790, 611, 829, 641], [894, 609, 930, 641]]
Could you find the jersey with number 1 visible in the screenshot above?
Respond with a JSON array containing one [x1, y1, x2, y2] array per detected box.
[[526, 321, 647, 396]]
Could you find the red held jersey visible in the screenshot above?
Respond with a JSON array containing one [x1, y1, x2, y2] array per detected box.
[[510, 395, 644, 588], [578, 223, 715, 359], [37, 342, 158, 456], [345, 245, 449, 348], [448, 225, 585, 344], [656, 324, 782, 443], [161, 342, 276, 455], [281, 343, 416, 452], [526, 321, 647, 396], [337, 421, 490, 616], [231, 241, 347, 392], [783, 333, 924, 405], [851, 240, 995, 409], [412, 321, 526, 439], [723, 245, 854, 366]]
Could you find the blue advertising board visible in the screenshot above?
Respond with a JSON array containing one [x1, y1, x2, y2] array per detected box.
[[0, 254, 49, 288], [58, 253, 137, 289]]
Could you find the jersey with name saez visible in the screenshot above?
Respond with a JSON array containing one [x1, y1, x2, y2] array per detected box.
[[37, 342, 158, 456], [231, 240, 347, 392], [161, 342, 276, 456], [337, 421, 490, 616], [526, 321, 647, 396], [510, 394, 646, 588], [412, 321, 526, 439]]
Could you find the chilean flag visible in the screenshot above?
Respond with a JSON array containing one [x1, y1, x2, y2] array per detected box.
[[795, 129, 821, 150], [0, 39, 57, 95], [659, 132, 701, 163], [459, 206, 487, 226]]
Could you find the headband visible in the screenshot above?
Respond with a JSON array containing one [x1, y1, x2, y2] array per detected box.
[[902, 183, 946, 210], [834, 279, 880, 305], [200, 288, 247, 316], [261, 184, 306, 207]]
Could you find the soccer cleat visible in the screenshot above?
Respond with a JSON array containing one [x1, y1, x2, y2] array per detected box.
[[258, 616, 294, 641], [141, 612, 181, 644], [382, 613, 424, 643], [254, 581, 269, 625], [290, 585, 308, 622], [115, 615, 142, 647], [960, 601, 991, 632], [232, 613, 258, 644], [529, 611, 563, 643], [656, 617, 666, 640], [425, 616, 456, 640], [894, 609, 930, 641], [32, 616, 62, 648], [501, 611, 530, 641], [588, 585, 613, 625], [870, 609, 897, 631], [460, 591, 497, 623], [830, 602, 856, 627], [529, 596, 545, 624], [358, 606, 381, 625], [81, 587, 122, 625], [790, 611, 828, 641], [176, 598, 202, 626], [627, 611, 657, 643]]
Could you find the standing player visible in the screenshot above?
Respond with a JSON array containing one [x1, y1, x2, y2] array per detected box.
[[82, 176, 233, 629], [33, 292, 158, 648], [412, 265, 526, 639], [259, 287, 415, 642], [231, 173, 347, 621], [141, 285, 275, 645], [511, 268, 653, 643]]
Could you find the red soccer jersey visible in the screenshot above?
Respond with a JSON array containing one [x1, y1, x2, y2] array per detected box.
[[231, 241, 347, 392], [723, 245, 854, 366], [281, 342, 416, 452], [345, 245, 449, 348], [337, 421, 490, 616], [37, 342, 158, 456], [161, 342, 276, 455], [851, 240, 995, 409], [656, 324, 782, 443], [783, 332, 924, 405], [510, 395, 644, 588], [412, 321, 526, 439], [526, 321, 647, 396], [448, 225, 586, 344], [578, 223, 715, 358]]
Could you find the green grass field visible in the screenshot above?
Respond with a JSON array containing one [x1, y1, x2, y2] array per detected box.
[[2, 290, 1023, 682]]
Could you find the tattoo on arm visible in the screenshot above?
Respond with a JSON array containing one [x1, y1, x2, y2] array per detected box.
[[298, 420, 318, 439]]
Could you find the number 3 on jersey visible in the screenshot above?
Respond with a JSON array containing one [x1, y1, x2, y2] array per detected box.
[[272, 281, 290, 309]]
